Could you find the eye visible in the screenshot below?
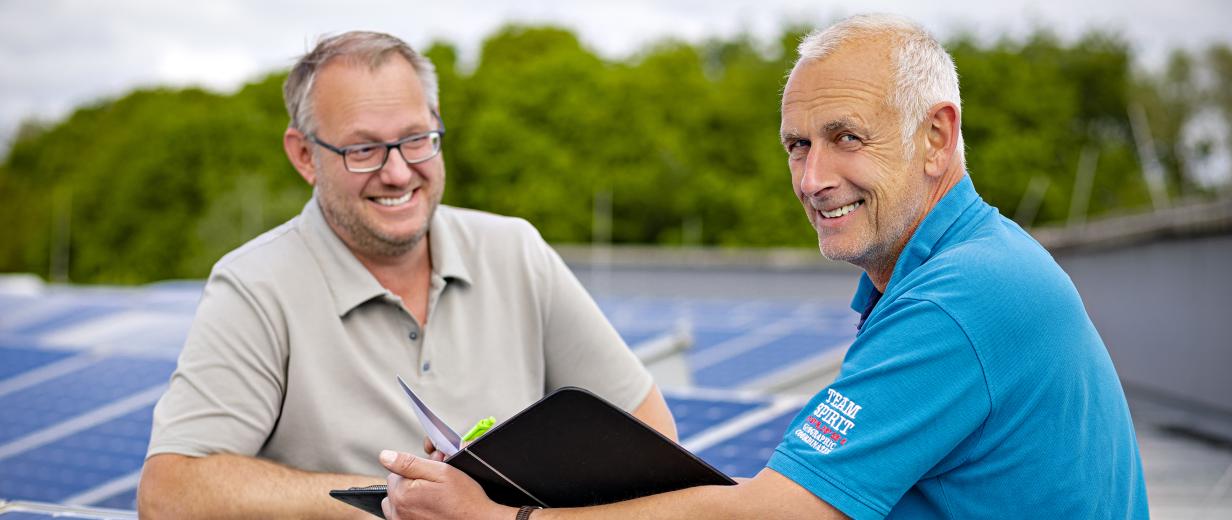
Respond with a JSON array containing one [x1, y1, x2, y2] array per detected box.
[[401, 134, 430, 150], [786, 139, 811, 159], [835, 133, 864, 148], [347, 144, 380, 161]]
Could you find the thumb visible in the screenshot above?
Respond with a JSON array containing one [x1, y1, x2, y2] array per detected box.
[[380, 449, 446, 481]]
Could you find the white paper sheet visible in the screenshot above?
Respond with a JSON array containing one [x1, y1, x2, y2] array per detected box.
[[397, 375, 461, 457]]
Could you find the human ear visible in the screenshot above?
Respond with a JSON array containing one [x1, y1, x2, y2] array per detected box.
[[283, 128, 317, 186], [923, 102, 960, 178]]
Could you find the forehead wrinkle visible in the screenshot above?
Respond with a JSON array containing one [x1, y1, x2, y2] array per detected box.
[[823, 116, 865, 134], [781, 87, 886, 116], [783, 105, 872, 132], [783, 74, 885, 97]]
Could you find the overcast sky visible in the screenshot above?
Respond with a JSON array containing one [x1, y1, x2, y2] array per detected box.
[[1, 0, 1229, 154]]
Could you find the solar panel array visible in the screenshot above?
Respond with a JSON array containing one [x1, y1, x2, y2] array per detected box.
[[0, 280, 852, 514]]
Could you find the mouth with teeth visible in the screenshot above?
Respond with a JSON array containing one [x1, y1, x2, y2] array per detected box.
[[370, 189, 415, 207], [819, 200, 863, 219]]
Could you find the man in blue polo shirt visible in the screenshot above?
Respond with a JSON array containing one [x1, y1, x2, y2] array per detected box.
[[376, 14, 1149, 519]]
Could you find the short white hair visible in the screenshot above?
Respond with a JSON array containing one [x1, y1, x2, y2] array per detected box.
[[796, 14, 964, 163]]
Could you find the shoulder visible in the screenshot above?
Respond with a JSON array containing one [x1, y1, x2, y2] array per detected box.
[[904, 214, 1074, 305], [892, 213, 1092, 354], [208, 215, 316, 287]]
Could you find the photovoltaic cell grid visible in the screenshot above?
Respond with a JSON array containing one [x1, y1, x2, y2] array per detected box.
[[664, 394, 765, 441], [0, 504, 134, 519], [601, 296, 855, 388], [694, 408, 801, 477], [0, 513, 114, 520], [0, 349, 72, 382], [0, 282, 853, 510], [0, 406, 154, 506], [0, 357, 174, 446]]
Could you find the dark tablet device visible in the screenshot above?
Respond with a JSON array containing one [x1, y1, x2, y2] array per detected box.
[[331, 386, 733, 518]]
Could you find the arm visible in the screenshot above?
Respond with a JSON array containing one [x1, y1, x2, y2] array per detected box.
[[632, 384, 678, 442], [138, 453, 383, 520], [376, 452, 844, 520], [142, 267, 370, 518]]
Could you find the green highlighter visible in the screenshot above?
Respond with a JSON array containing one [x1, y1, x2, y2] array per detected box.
[[461, 416, 496, 443]]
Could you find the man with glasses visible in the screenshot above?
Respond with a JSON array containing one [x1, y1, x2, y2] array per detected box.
[[137, 31, 675, 519]]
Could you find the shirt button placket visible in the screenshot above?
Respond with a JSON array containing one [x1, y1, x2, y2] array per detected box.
[[409, 326, 428, 373]]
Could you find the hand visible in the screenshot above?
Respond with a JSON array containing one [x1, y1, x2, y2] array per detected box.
[[423, 437, 446, 462], [379, 450, 512, 520], [423, 437, 474, 462]]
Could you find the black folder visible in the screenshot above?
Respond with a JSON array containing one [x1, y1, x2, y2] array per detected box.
[[331, 387, 734, 518]]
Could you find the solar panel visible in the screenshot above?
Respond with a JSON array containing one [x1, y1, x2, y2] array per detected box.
[[87, 491, 136, 513], [0, 349, 73, 382], [665, 394, 767, 441], [0, 501, 134, 519], [0, 406, 152, 506], [0, 281, 852, 512], [691, 331, 848, 388], [694, 408, 800, 477], [0, 357, 173, 447]]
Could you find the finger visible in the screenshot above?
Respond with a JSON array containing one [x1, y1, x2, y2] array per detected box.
[[424, 436, 436, 455], [386, 472, 404, 490], [430, 450, 445, 462], [380, 449, 449, 481], [381, 496, 397, 520]]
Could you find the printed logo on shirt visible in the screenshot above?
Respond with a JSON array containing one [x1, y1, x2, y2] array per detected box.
[[792, 388, 862, 455]]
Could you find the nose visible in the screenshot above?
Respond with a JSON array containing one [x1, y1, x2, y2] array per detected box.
[[798, 146, 838, 197], [377, 148, 416, 186]]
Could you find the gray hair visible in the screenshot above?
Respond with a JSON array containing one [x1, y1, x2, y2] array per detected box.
[[284, 31, 439, 134], [796, 14, 964, 162]]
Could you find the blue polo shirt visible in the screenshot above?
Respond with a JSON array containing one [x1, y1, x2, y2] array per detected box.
[[767, 176, 1149, 519]]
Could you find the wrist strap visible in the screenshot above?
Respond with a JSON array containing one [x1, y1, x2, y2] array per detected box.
[[516, 505, 543, 520]]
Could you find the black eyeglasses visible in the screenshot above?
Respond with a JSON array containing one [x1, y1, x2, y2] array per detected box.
[[308, 115, 446, 173]]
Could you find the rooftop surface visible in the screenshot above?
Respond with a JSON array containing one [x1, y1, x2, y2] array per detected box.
[[0, 271, 1228, 518]]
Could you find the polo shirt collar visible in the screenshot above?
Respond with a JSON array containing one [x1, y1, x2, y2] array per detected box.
[[426, 207, 473, 288], [849, 174, 979, 313], [298, 197, 472, 317]]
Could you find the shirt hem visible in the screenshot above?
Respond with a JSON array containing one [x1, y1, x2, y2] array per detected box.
[[767, 448, 888, 520]]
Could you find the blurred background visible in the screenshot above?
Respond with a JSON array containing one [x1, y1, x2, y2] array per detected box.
[[2, 0, 1231, 282], [1, 1, 1230, 518]]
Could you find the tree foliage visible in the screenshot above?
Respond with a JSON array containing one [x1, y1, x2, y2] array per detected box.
[[1, 25, 1225, 283]]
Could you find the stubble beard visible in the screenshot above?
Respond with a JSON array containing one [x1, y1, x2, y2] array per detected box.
[[326, 194, 433, 258], [314, 160, 439, 259], [814, 191, 924, 277]]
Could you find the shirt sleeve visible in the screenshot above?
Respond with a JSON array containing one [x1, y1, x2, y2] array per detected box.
[[767, 297, 991, 520], [532, 233, 654, 413], [146, 266, 287, 459]]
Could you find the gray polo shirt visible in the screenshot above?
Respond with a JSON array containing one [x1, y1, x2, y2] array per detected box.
[[147, 197, 653, 477]]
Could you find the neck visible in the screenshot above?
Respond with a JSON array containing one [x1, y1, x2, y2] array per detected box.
[[863, 165, 966, 292], [352, 236, 432, 295], [348, 234, 434, 325]]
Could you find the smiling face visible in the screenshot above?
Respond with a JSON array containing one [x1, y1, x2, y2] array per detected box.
[[305, 55, 445, 259], [781, 37, 930, 279]]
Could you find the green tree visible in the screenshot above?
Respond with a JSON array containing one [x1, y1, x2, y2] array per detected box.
[[1, 24, 1220, 284]]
